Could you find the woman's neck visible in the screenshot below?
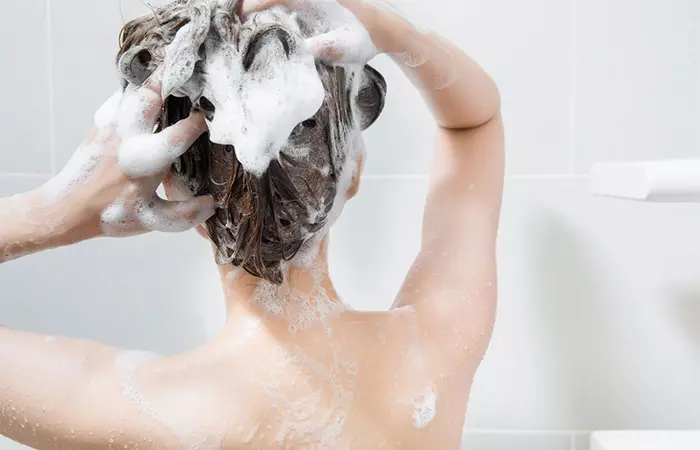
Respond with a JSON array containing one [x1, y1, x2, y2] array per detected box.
[[217, 238, 347, 331]]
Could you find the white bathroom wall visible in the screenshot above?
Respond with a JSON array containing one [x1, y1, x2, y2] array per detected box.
[[1, 0, 700, 449]]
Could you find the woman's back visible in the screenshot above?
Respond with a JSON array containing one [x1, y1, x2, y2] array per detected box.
[[114, 307, 480, 450]]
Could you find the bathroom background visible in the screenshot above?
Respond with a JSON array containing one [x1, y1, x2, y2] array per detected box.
[[1, 0, 700, 449]]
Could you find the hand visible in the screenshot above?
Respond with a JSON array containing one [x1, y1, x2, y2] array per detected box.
[[240, 0, 381, 64], [35, 81, 216, 243]]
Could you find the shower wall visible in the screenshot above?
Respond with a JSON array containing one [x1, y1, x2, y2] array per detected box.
[[1, 0, 700, 449]]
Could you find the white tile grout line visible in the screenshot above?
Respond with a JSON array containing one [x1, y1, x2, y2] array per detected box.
[[362, 174, 429, 180], [362, 174, 590, 181], [0, 173, 590, 181], [0, 173, 52, 178], [46, 0, 57, 175], [508, 174, 589, 180], [568, 0, 579, 175], [463, 430, 591, 435]]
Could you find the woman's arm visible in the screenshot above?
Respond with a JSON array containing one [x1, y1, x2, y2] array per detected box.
[[242, 0, 501, 128], [356, 3, 503, 374], [242, 0, 503, 376], [0, 328, 177, 448], [0, 183, 97, 263], [344, 0, 501, 129], [0, 81, 214, 446], [0, 192, 68, 263], [0, 81, 215, 266]]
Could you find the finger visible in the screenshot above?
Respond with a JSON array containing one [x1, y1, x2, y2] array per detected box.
[[163, 171, 195, 202], [240, 0, 290, 16], [94, 90, 124, 129], [138, 195, 217, 233], [305, 27, 378, 63], [116, 80, 164, 138], [118, 112, 206, 179]]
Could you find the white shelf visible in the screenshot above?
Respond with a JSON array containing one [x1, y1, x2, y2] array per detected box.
[[590, 159, 700, 202], [592, 431, 700, 450]]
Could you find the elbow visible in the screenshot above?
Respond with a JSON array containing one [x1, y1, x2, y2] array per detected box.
[[439, 80, 502, 131], [485, 82, 503, 123]]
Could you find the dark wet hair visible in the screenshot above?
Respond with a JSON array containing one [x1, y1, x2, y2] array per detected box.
[[117, 1, 387, 284]]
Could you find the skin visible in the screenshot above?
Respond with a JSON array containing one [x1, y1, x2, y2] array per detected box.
[[0, 1, 504, 449]]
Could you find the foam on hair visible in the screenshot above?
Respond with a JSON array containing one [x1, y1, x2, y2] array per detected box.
[[116, 0, 387, 284]]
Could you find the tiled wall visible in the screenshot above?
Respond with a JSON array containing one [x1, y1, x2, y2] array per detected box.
[[2, 0, 700, 449]]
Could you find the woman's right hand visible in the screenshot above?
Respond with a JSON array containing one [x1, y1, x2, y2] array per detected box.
[[240, 0, 384, 64]]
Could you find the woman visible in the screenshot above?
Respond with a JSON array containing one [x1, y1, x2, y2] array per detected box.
[[0, 0, 503, 448]]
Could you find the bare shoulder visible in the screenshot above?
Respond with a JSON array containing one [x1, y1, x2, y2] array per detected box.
[[334, 309, 481, 448]]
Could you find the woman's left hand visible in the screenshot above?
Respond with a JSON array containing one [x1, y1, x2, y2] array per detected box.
[[34, 80, 216, 244], [240, 0, 381, 64]]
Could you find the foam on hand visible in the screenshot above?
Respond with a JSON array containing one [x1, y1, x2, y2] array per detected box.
[[161, 1, 212, 99], [31, 72, 214, 240]]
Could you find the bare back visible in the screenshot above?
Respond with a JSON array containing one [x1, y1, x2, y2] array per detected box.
[[81, 305, 484, 449]]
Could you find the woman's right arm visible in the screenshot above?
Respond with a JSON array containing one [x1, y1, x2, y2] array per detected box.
[[0, 82, 213, 447], [0, 327, 174, 448]]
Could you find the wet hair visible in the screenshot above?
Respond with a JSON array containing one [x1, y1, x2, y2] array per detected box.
[[117, 0, 387, 284]]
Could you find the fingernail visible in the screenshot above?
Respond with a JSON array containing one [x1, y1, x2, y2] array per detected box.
[[305, 38, 344, 61], [145, 79, 164, 98], [190, 111, 208, 131], [240, 0, 261, 14], [201, 196, 218, 218]]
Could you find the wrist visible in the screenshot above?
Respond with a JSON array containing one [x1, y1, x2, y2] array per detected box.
[[22, 189, 98, 249], [0, 193, 52, 262], [340, 0, 420, 55]]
